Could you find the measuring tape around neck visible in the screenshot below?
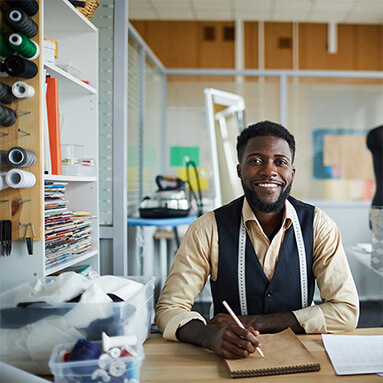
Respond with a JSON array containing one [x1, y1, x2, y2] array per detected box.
[[237, 205, 308, 314]]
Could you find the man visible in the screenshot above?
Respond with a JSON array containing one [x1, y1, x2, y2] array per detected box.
[[155, 121, 359, 359]]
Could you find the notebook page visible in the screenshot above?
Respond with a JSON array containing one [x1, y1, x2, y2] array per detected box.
[[322, 334, 383, 375]]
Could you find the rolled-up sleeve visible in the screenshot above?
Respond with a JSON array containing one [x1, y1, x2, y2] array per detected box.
[[155, 212, 217, 341], [293, 207, 359, 333]]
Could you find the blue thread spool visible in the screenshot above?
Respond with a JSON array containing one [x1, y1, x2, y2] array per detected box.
[[127, 360, 140, 382], [68, 338, 101, 376]]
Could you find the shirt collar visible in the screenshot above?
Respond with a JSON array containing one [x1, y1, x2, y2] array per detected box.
[[242, 197, 293, 230]]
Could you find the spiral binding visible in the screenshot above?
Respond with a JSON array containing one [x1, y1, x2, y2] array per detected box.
[[4, 55, 38, 78], [7, 146, 37, 167], [0, 81, 15, 104], [12, 81, 34, 98], [5, 0, 39, 17], [0, 104, 17, 127], [232, 363, 320, 378], [9, 33, 40, 60], [7, 9, 38, 38]]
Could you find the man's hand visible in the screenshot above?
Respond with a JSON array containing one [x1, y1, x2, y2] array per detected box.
[[208, 324, 261, 359], [176, 319, 261, 359]]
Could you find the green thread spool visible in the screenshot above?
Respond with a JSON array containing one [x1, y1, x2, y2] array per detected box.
[[0, 34, 14, 58], [9, 32, 39, 60]]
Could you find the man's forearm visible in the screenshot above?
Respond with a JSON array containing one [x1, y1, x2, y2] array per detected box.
[[241, 312, 305, 333]]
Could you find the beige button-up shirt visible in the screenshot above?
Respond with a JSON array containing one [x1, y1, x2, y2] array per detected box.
[[155, 198, 359, 341]]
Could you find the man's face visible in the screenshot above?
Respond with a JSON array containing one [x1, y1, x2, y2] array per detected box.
[[237, 136, 295, 213]]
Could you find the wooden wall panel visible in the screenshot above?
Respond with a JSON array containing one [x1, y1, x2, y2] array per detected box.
[[132, 20, 382, 73], [244, 22, 258, 69], [299, 23, 383, 71], [131, 20, 235, 69], [265, 22, 293, 69], [354, 24, 383, 70]]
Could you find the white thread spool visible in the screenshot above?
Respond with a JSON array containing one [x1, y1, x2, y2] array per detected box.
[[5, 169, 36, 188], [102, 332, 138, 352], [12, 81, 35, 98]]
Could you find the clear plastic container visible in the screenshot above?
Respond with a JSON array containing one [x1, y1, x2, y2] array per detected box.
[[49, 340, 144, 383], [0, 276, 155, 343]]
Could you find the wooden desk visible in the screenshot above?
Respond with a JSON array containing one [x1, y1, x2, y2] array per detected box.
[[141, 328, 383, 382]]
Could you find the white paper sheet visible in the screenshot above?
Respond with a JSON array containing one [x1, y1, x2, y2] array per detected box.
[[322, 334, 383, 375]]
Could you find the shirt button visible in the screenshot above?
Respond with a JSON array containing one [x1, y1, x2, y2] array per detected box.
[[266, 291, 273, 298]]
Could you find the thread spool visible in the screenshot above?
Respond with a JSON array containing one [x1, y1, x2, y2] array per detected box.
[[68, 339, 102, 376], [5, 0, 39, 17], [5, 168, 36, 188], [0, 81, 15, 103], [102, 332, 138, 352], [7, 9, 38, 38], [0, 150, 9, 168], [0, 34, 14, 58], [9, 33, 40, 60], [12, 81, 34, 98], [7, 147, 37, 167], [0, 104, 17, 127], [4, 55, 38, 78], [0, 172, 8, 191], [68, 339, 102, 362]]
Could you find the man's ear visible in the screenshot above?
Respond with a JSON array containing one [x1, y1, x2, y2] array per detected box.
[[237, 164, 241, 179], [292, 166, 296, 178]]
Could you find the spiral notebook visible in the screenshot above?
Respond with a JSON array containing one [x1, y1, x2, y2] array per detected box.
[[225, 328, 320, 378]]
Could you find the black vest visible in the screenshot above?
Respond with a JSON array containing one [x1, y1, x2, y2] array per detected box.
[[210, 195, 315, 316]]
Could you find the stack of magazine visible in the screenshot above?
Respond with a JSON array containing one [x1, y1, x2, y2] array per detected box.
[[45, 181, 93, 269]]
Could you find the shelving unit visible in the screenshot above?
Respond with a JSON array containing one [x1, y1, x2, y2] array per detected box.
[[0, 0, 99, 291]]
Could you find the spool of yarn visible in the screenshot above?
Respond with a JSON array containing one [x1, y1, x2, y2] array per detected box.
[[0, 81, 15, 104], [68, 339, 102, 376], [68, 339, 102, 362], [12, 81, 35, 98], [4, 55, 38, 78], [0, 104, 17, 127], [0, 34, 14, 58], [9, 33, 40, 60], [5, 168, 36, 188], [7, 146, 37, 167], [5, 0, 39, 17], [7, 9, 38, 38]]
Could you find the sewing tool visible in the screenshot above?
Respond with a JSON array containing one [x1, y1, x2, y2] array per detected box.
[[12, 81, 35, 98], [7, 147, 37, 167], [0, 81, 15, 104], [5, 0, 39, 17], [3, 55, 38, 78], [9, 32, 40, 60], [7, 9, 39, 38]]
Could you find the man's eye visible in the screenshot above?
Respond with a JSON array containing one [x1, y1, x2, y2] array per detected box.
[[250, 158, 261, 164], [276, 160, 288, 166]]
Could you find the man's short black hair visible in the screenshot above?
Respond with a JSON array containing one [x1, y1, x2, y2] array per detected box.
[[236, 120, 296, 163]]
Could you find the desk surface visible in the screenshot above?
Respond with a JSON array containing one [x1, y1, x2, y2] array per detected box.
[[141, 328, 383, 382], [128, 216, 197, 227]]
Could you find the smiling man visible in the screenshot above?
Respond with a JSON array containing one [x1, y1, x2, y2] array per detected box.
[[155, 121, 359, 360]]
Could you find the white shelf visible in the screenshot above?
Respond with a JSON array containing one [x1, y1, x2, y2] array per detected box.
[[44, 0, 97, 34], [44, 62, 97, 94], [45, 174, 97, 182], [44, 249, 98, 276]]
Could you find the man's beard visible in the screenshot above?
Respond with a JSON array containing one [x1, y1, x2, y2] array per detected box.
[[242, 180, 293, 213]]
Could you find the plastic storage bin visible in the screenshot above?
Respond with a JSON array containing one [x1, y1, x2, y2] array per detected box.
[[0, 275, 154, 375], [49, 340, 144, 383]]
